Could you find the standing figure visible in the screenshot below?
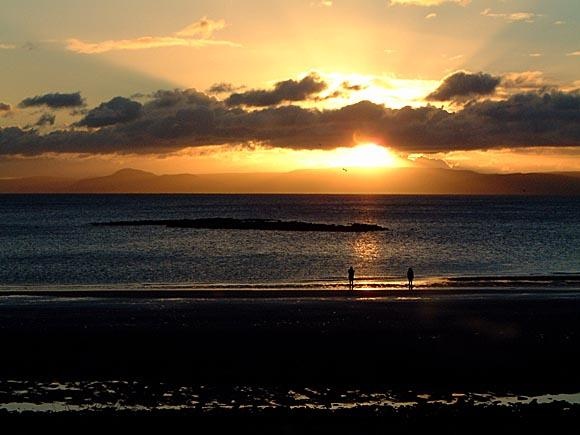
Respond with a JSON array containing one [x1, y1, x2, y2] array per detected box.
[[407, 267, 414, 291], [348, 266, 355, 291]]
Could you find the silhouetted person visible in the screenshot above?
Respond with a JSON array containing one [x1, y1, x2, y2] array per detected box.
[[348, 266, 355, 291], [407, 267, 414, 291]]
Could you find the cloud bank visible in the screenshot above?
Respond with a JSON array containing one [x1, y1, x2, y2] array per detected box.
[[1, 85, 578, 157]]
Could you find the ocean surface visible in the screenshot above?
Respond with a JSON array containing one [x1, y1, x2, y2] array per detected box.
[[0, 194, 578, 291]]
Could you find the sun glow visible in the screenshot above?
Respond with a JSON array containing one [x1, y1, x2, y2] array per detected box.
[[175, 143, 407, 173], [88, 143, 407, 176], [299, 72, 440, 110], [324, 143, 403, 169]]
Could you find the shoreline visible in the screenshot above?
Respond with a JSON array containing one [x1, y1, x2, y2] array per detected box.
[[1, 273, 578, 298], [1, 287, 580, 299]]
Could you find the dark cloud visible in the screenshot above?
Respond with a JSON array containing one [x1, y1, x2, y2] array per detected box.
[[341, 82, 366, 91], [34, 113, 56, 127], [207, 82, 244, 94], [317, 90, 343, 100], [0, 103, 11, 112], [427, 71, 501, 101], [226, 73, 327, 107], [1, 88, 578, 157], [77, 97, 143, 128], [312, 82, 366, 102], [130, 92, 148, 100], [144, 107, 216, 140], [148, 89, 216, 109], [19, 92, 84, 109]]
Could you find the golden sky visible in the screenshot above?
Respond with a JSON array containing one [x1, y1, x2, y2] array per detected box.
[[0, 0, 579, 178]]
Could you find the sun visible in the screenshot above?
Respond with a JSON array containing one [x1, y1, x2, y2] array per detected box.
[[325, 143, 403, 169]]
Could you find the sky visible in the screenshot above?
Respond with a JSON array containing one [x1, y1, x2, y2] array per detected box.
[[0, 0, 579, 178]]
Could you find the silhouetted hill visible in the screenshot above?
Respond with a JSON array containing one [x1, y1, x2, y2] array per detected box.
[[199, 168, 580, 195], [1, 168, 579, 194], [68, 169, 201, 193]]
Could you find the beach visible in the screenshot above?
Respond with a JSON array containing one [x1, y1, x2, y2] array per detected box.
[[1, 290, 579, 420]]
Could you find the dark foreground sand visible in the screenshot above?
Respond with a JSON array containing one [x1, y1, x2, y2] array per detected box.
[[1, 290, 579, 432]]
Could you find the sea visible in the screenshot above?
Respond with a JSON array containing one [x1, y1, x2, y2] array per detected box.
[[0, 194, 578, 292]]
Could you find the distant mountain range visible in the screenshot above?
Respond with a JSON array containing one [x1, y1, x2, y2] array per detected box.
[[1, 167, 579, 194]]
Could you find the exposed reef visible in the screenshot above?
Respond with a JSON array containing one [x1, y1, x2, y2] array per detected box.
[[92, 218, 386, 232]]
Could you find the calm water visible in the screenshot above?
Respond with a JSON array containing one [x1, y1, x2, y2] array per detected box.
[[0, 195, 578, 290]]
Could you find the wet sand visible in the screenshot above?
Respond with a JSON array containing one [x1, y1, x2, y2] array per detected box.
[[0, 290, 579, 386], [1, 290, 579, 431]]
